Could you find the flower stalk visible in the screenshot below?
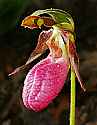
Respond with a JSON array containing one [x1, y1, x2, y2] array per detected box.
[[70, 67, 76, 125]]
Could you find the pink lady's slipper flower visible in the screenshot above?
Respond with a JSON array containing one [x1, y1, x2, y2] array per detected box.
[[22, 28, 69, 111], [9, 9, 86, 112]]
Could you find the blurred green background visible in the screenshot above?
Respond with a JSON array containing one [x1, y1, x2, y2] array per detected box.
[[0, 0, 97, 125]]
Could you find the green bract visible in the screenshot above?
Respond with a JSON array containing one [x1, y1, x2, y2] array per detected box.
[[31, 8, 74, 32]]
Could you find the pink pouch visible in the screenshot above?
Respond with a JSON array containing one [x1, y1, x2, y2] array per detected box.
[[22, 55, 68, 111]]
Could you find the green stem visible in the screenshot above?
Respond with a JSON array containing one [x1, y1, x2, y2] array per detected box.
[[70, 67, 76, 125]]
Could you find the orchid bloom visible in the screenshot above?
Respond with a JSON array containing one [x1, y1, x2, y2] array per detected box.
[[9, 9, 85, 112]]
